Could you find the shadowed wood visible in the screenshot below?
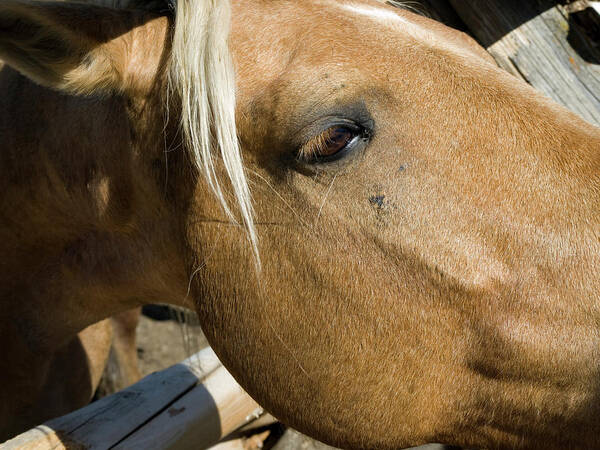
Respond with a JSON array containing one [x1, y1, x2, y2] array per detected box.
[[409, 0, 468, 30]]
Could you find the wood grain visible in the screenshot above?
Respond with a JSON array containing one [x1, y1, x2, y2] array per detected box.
[[114, 366, 261, 450], [448, 0, 600, 126]]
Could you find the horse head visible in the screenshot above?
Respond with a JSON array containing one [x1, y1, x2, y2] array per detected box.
[[1, 0, 600, 448]]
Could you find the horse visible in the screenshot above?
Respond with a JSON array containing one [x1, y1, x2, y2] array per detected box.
[[1, 0, 600, 448]]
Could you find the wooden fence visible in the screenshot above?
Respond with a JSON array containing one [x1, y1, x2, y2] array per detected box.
[[1, 348, 266, 450], [421, 0, 600, 126]]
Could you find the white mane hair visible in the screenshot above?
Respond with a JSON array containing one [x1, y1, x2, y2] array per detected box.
[[164, 0, 411, 265], [65, 0, 414, 269], [168, 0, 258, 263]]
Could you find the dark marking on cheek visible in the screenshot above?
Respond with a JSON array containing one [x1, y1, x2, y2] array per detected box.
[[369, 195, 386, 209], [368, 190, 398, 230], [369, 194, 390, 230]]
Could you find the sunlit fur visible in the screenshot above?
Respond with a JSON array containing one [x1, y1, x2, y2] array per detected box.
[[169, 0, 407, 264]]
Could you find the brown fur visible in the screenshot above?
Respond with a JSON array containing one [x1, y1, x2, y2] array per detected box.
[[2, 1, 600, 448], [0, 3, 185, 439]]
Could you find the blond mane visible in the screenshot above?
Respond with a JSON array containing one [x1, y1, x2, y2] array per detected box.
[[168, 0, 258, 263], [167, 0, 412, 265]]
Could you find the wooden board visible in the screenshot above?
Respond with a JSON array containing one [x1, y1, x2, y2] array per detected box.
[[448, 0, 600, 126], [1, 348, 260, 450], [114, 366, 261, 450]]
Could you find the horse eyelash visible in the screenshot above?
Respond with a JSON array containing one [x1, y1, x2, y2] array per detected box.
[[298, 127, 341, 161]]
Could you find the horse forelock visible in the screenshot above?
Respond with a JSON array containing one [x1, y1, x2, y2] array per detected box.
[[146, 0, 420, 270], [164, 0, 417, 270], [168, 0, 259, 265]]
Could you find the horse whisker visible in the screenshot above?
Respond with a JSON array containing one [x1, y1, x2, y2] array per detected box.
[[246, 169, 312, 231], [315, 174, 337, 227]]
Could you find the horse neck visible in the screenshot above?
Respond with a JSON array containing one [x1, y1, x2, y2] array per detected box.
[[0, 66, 189, 348]]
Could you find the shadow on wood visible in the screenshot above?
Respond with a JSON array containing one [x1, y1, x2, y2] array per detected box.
[[567, 4, 600, 63]]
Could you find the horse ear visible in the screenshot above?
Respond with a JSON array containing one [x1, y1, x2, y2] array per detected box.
[[0, 1, 168, 96]]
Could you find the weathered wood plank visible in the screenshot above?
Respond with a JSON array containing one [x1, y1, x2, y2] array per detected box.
[[448, 0, 600, 126], [113, 366, 261, 450], [2, 348, 221, 450]]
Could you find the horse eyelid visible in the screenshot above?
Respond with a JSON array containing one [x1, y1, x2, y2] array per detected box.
[[298, 126, 369, 165]]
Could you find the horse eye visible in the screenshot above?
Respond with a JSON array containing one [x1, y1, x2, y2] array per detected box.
[[299, 125, 362, 163]]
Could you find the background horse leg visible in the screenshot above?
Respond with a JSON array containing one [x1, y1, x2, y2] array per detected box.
[[110, 307, 143, 388], [96, 307, 143, 396]]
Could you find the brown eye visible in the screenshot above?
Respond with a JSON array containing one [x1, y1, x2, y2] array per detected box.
[[299, 126, 361, 162]]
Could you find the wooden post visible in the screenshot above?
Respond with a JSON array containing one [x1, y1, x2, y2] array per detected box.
[[113, 366, 261, 450]]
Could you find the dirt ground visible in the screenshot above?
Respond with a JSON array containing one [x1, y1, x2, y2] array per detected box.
[[130, 307, 450, 450]]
